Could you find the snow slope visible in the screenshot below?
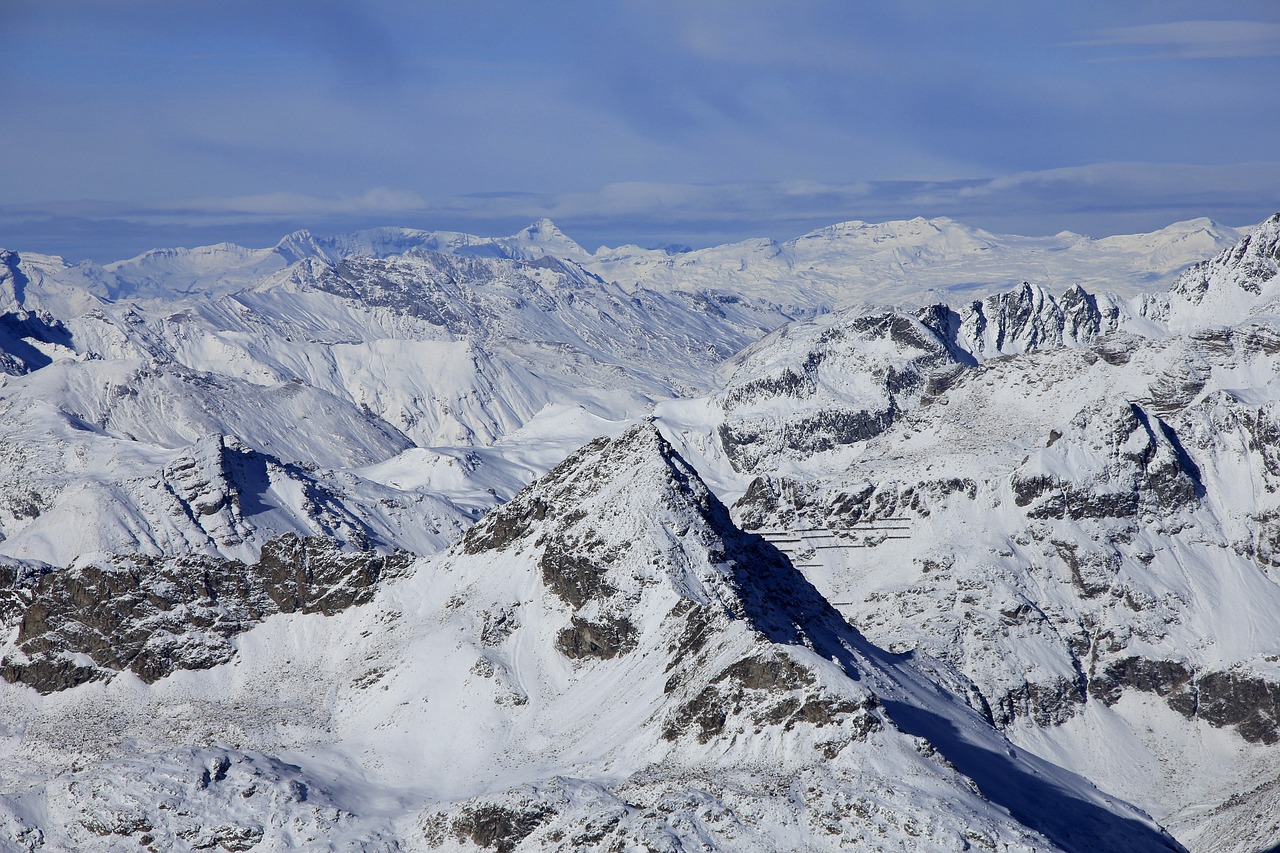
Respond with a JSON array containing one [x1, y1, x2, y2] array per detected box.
[[0, 425, 1183, 851], [646, 215, 1280, 845], [584, 216, 1246, 309], [12, 214, 1247, 313], [0, 213, 1274, 851]]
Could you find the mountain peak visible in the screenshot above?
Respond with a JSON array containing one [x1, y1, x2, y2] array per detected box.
[[271, 229, 326, 264], [461, 421, 842, 645], [789, 216, 996, 254], [1169, 210, 1280, 312], [273, 228, 316, 247], [461, 421, 722, 564], [525, 217, 561, 234], [506, 218, 588, 260]]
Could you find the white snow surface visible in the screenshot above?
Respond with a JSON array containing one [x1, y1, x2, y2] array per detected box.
[[585, 215, 1246, 309], [0, 424, 1180, 851], [0, 213, 1276, 851]]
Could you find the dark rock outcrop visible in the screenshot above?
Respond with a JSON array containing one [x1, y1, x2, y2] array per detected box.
[[718, 406, 897, 471], [989, 677, 1088, 729], [0, 558, 52, 629], [555, 616, 638, 660], [663, 650, 877, 744], [716, 310, 958, 472], [443, 803, 555, 853], [1091, 656, 1280, 744], [0, 534, 411, 693], [1010, 403, 1201, 520]]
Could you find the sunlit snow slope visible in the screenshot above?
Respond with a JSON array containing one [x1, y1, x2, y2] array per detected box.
[[0, 213, 1273, 852]]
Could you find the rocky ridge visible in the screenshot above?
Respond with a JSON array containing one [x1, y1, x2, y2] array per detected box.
[[396, 424, 1183, 852], [0, 533, 411, 693], [0, 214, 1273, 851], [0, 424, 1185, 851], [636, 219, 1280, 846]]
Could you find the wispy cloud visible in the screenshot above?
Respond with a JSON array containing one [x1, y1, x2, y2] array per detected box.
[[4, 163, 1278, 262], [192, 188, 429, 217], [5, 2, 1276, 240], [1075, 20, 1280, 60]]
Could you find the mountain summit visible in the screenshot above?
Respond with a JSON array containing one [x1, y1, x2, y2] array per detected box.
[[0, 214, 1277, 850]]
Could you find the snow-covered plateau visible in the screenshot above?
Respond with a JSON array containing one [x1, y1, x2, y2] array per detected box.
[[0, 213, 1276, 851]]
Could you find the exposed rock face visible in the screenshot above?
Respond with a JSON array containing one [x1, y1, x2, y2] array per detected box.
[[1092, 658, 1280, 744], [734, 475, 821, 531], [554, 616, 637, 660], [0, 557, 50, 629], [662, 650, 879, 745], [718, 407, 896, 471], [734, 472, 977, 538], [438, 801, 555, 853], [1184, 393, 1280, 495], [0, 534, 411, 693], [958, 282, 1121, 358], [1177, 671, 1280, 744], [715, 311, 958, 471], [1091, 656, 1193, 705], [1172, 213, 1280, 303], [0, 308, 74, 375], [1010, 402, 1201, 520], [1059, 284, 1118, 342], [156, 433, 256, 550]]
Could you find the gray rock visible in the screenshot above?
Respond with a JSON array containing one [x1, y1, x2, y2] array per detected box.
[[0, 535, 411, 693]]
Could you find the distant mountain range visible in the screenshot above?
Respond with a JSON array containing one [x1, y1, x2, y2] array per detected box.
[[0, 213, 1275, 851], [7, 214, 1245, 308]]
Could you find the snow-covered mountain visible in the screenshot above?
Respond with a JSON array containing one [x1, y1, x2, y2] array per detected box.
[[274, 219, 593, 267], [0, 235, 794, 569], [0, 213, 1275, 851], [29, 214, 1244, 311], [584, 215, 1245, 309], [0, 424, 1184, 851], [650, 214, 1280, 849]]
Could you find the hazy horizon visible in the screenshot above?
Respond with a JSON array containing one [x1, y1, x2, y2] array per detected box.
[[4, 1, 1278, 262]]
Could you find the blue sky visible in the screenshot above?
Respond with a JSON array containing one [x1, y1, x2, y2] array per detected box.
[[3, 1, 1278, 261]]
